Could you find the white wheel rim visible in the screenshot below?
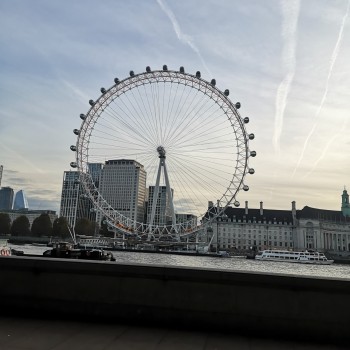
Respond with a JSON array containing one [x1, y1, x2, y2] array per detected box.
[[74, 68, 254, 238]]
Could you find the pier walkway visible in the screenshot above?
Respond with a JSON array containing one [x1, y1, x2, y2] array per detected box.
[[0, 316, 346, 350]]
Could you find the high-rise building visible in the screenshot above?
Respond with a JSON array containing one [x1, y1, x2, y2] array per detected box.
[[88, 163, 104, 188], [0, 165, 3, 187], [147, 186, 173, 227], [59, 171, 93, 229], [175, 213, 198, 230], [99, 159, 146, 226], [13, 190, 29, 210], [0, 186, 14, 210], [86, 163, 103, 227]]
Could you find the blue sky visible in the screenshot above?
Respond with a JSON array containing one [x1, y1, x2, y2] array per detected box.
[[0, 0, 349, 214]]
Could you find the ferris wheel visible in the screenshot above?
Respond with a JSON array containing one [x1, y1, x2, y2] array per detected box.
[[70, 65, 256, 240]]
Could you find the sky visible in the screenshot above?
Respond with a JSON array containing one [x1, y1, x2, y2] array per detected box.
[[0, 0, 350, 214]]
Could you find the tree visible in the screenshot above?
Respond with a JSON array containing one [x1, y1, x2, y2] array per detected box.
[[10, 215, 30, 236], [52, 217, 70, 239], [31, 213, 53, 237], [0, 213, 11, 235], [74, 217, 95, 236]]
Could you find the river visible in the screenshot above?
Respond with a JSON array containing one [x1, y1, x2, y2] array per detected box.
[[9, 244, 350, 280]]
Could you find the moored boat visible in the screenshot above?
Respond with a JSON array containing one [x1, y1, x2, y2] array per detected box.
[[254, 249, 333, 265], [43, 241, 115, 261]]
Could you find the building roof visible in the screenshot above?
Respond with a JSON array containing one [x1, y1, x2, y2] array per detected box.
[[215, 206, 294, 224], [205, 204, 350, 224], [105, 159, 145, 168], [296, 206, 350, 222]]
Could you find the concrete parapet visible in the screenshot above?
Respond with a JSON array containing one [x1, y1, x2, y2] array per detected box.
[[0, 256, 349, 344]]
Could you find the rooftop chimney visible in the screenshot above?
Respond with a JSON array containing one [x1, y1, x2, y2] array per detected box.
[[245, 201, 248, 215], [260, 201, 263, 216], [292, 201, 296, 225]]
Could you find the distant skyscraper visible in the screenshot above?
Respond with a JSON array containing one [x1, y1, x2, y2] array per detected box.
[[98, 159, 146, 226], [175, 213, 198, 230], [59, 171, 93, 229], [13, 190, 29, 210], [0, 165, 3, 187], [0, 187, 14, 210], [88, 163, 104, 188], [147, 186, 173, 227], [87, 163, 103, 226]]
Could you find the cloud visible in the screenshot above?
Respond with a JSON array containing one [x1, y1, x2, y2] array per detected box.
[[60, 79, 90, 105], [28, 196, 60, 212], [156, 0, 211, 76], [272, 0, 300, 155], [292, 0, 350, 177], [0, 145, 45, 174], [1, 0, 349, 215], [303, 116, 348, 179]]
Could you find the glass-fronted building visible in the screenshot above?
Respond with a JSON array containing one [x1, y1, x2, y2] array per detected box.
[[0, 165, 3, 187], [0, 186, 14, 210], [13, 190, 29, 210], [147, 186, 173, 227], [59, 171, 93, 229]]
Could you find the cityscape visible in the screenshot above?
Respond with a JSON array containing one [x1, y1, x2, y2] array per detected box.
[[1, 0, 350, 347], [1, 158, 350, 253]]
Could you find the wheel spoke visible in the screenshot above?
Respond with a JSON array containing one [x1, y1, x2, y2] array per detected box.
[[74, 69, 253, 239]]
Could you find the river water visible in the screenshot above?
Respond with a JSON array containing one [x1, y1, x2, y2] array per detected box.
[[9, 244, 350, 280]]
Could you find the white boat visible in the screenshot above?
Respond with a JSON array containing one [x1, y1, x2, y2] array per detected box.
[[0, 239, 11, 257], [254, 249, 333, 265]]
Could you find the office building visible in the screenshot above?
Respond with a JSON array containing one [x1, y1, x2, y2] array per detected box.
[[86, 163, 104, 227], [0, 186, 14, 210], [88, 163, 104, 188], [59, 171, 93, 229], [175, 213, 198, 230], [99, 159, 146, 227], [147, 186, 173, 227], [0, 165, 3, 187], [13, 190, 29, 210]]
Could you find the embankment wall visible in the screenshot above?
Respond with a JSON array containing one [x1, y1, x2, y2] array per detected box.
[[0, 256, 349, 344]]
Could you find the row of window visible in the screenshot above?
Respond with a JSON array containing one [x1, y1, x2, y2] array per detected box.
[[217, 219, 293, 225], [218, 233, 293, 240], [219, 242, 294, 250], [219, 227, 292, 233], [218, 239, 292, 245]]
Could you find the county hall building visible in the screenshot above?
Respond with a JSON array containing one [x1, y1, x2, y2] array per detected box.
[[210, 189, 350, 253]]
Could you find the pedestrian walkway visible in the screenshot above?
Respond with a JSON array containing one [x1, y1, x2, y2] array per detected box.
[[0, 316, 346, 350]]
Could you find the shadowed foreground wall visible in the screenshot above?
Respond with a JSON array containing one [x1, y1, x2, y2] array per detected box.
[[0, 256, 349, 344]]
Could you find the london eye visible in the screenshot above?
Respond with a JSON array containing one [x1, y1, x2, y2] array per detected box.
[[70, 65, 256, 241]]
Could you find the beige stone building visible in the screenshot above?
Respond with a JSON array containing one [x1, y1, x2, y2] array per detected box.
[[209, 190, 350, 253]]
